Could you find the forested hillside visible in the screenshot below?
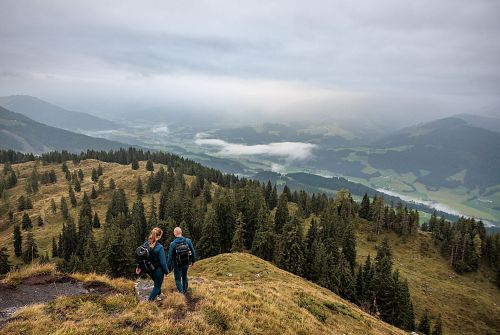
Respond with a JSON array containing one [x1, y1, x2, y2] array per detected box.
[[0, 148, 499, 334]]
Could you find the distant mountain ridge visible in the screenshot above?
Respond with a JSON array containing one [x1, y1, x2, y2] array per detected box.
[[0, 106, 131, 153], [370, 117, 500, 189], [454, 113, 500, 133], [0, 95, 118, 131]]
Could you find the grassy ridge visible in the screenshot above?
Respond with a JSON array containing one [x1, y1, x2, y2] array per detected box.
[[1, 254, 405, 335]]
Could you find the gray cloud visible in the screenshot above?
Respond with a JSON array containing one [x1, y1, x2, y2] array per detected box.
[[0, 0, 499, 122]]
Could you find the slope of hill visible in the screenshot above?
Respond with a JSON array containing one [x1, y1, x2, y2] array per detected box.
[[0, 254, 405, 335], [0, 106, 131, 153], [0, 95, 118, 131], [1, 158, 499, 334], [455, 113, 500, 133], [370, 117, 500, 190], [355, 223, 500, 335]]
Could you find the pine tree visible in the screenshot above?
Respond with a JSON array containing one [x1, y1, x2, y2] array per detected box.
[[199, 207, 221, 258], [22, 232, 38, 264], [146, 159, 154, 171], [132, 198, 148, 247], [359, 193, 370, 219], [69, 185, 77, 207], [51, 236, 58, 257], [131, 158, 139, 170], [37, 216, 44, 227], [79, 192, 92, 222], [251, 207, 275, 261], [60, 196, 69, 219], [274, 193, 289, 234], [371, 196, 385, 235], [97, 164, 103, 176], [148, 196, 158, 230], [275, 215, 305, 276], [212, 190, 237, 253], [342, 222, 357, 272], [50, 198, 57, 214], [98, 178, 105, 192], [267, 185, 277, 209], [81, 233, 99, 272], [373, 237, 395, 323], [231, 213, 246, 252], [135, 176, 144, 196], [418, 310, 431, 335], [202, 182, 212, 202], [22, 212, 32, 230], [91, 168, 99, 182], [109, 178, 116, 190], [0, 247, 11, 274], [17, 195, 26, 211], [93, 211, 101, 228], [60, 218, 78, 261], [90, 185, 98, 199], [74, 178, 81, 192], [25, 196, 33, 210], [309, 237, 327, 282], [13, 225, 22, 257], [77, 168, 84, 181], [432, 315, 443, 335], [105, 213, 134, 277]]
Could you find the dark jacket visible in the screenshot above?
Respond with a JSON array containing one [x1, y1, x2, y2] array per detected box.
[[150, 242, 169, 274], [167, 236, 196, 269]]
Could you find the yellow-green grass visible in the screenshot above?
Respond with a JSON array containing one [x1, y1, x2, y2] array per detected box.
[[0, 160, 171, 266], [1, 253, 405, 335], [356, 220, 500, 335]]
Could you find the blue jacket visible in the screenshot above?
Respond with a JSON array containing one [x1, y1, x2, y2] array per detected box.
[[167, 237, 196, 269], [150, 242, 169, 274]]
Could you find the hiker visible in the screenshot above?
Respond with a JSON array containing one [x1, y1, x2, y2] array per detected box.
[[138, 227, 169, 301], [167, 227, 196, 294]]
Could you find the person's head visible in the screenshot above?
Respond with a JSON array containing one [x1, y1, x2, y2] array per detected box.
[[174, 227, 182, 237], [148, 227, 163, 248]]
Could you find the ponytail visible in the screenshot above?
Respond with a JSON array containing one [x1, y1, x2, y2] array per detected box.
[[148, 227, 163, 249]]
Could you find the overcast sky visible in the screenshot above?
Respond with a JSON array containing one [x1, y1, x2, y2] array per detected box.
[[0, 0, 499, 123]]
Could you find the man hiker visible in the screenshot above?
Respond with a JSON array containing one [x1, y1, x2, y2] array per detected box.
[[167, 227, 196, 294]]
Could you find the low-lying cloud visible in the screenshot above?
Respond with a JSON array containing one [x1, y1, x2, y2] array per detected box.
[[194, 134, 316, 161]]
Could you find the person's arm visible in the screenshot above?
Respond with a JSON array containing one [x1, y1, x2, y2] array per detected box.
[[188, 239, 196, 264], [158, 245, 169, 274], [166, 242, 174, 270]]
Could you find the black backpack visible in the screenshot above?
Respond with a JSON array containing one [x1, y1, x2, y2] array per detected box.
[[175, 242, 192, 266], [135, 243, 157, 274]]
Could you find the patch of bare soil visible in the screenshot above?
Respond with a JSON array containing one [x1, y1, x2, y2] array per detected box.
[[0, 275, 116, 327]]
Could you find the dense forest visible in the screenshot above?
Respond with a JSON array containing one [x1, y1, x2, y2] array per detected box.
[[1, 148, 499, 334]]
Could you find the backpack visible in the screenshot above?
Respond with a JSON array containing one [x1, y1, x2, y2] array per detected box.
[[135, 243, 158, 274], [175, 242, 192, 266]]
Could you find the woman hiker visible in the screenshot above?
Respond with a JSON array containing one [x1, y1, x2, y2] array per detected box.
[[141, 227, 169, 301]]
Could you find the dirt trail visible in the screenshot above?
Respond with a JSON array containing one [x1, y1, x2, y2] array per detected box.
[[0, 274, 115, 327], [135, 278, 200, 322]]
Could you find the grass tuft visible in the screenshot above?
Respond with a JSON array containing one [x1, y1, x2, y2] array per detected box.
[[296, 292, 327, 322], [1, 263, 57, 287]]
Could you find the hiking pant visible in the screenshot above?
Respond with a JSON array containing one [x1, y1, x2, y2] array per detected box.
[[148, 268, 164, 301], [173, 265, 189, 293]]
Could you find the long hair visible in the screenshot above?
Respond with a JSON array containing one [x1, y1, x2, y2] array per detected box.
[[148, 227, 163, 249]]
